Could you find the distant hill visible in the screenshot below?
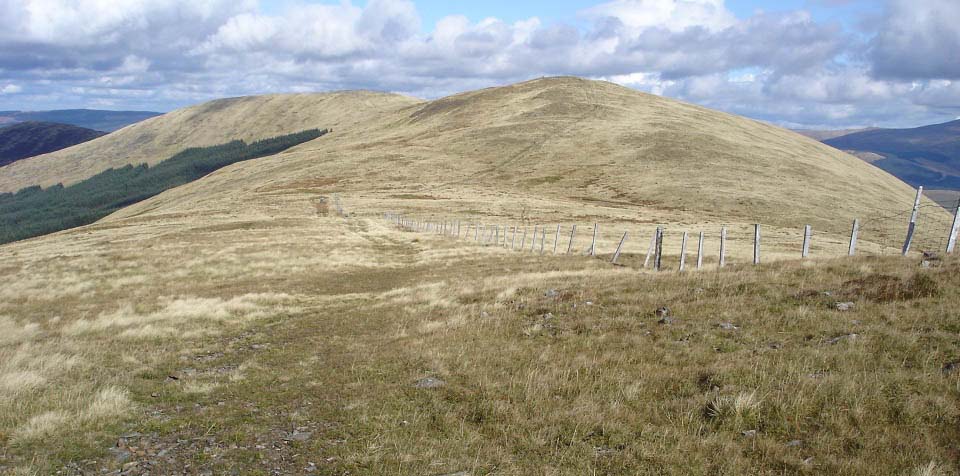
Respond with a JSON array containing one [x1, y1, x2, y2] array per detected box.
[[0, 121, 106, 167], [0, 109, 161, 132], [823, 119, 960, 190], [792, 127, 875, 141]]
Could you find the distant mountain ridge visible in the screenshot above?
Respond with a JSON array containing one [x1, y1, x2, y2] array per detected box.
[[0, 121, 106, 167], [821, 119, 960, 190], [0, 109, 161, 132]]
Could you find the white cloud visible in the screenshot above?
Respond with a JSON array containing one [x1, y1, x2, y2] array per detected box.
[[0, 0, 957, 128], [1, 84, 22, 94], [581, 0, 735, 32]]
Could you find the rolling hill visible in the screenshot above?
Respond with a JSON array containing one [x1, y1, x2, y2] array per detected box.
[[0, 121, 106, 167], [0, 109, 161, 132], [822, 119, 960, 190], [2, 77, 959, 475]]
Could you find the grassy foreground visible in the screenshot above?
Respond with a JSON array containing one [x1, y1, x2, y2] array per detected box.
[[1, 214, 959, 475]]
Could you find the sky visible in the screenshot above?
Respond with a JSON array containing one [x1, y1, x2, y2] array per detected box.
[[0, 0, 958, 129]]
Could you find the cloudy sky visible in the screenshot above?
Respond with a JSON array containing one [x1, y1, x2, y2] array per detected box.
[[0, 0, 957, 128]]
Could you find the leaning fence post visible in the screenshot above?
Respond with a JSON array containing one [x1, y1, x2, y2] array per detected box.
[[696, 231, 704, 270], [589, 224, 598, 257], [679, 231, 688, 272], [511, 226, 517, 250], [902, 186, 923, 255], [643, 230, 656, 268], [539, 230, 545, 255], [802, 225, 812, 258], [612, 232, 627, 264], [494, 225, 500, 245], [753, 224, 761, 265], [566, 225, 577, 254], [553, 225, 561, 254], [719, 226, 727, 267], [948, 197, 960, 253], [654, 227, 664, 271], [531, 226, 539, 252], [848, 219, 859, 256]]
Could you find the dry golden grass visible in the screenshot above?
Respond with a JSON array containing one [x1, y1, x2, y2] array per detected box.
[[0, 77, 957, 474]]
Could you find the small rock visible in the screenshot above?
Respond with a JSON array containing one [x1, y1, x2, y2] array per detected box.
[[821, 291, 832, 297], [480, 311, 490, 318], [287, 431, 311, 442], [834, 302, 855, 312], [785, 440, 803, 447], [826, 333, 858, 345], [584, 301, 594, 306], [920, 260, 931, 268], [545, 289, 560, 298], [414, 377, 446, 389], [655, 306, 670, 318], [719, 322, 739, 330], [942, 360, 960, 374], [741, 430, 757, 438], [543, 312, 554, 320]]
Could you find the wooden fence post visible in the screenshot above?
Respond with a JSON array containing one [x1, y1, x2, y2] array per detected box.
[[590, 223, 598, 257], [697, 231, 704, 270], [475, 224, 480, 241], [511, 226, 517, 249], [753, 224, 761, 265], [848, 219, 859, 256], [679, 231, 688, 272], [902, 186, 923, 255], [553, 225, 561, 254], [643, 230, 656, 268], [539, 229, 545, 254], [719, 226, 727, 268], [531, 226, 538, 252], [948, 197, 960, 253], [802, 225, 812, 258], [567, 225, 577, 254], [654, 227, 664, 271], [521, 227, 527, 249], [612, 232, 627, 264]]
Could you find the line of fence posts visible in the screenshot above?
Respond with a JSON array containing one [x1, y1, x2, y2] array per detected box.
[[386, 185, 959, 273]]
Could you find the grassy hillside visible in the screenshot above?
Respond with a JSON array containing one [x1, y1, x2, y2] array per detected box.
[[824, 120, 960, 190], [0, 121, 106, 167], [1, 77, 958, 474], [0, 129, 326, 244], [1, 208, 958, 474], [0, 92, 420, 193], [0, 109, 161, 132]]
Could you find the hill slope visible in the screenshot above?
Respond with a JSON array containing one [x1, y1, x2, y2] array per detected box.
[[824, 120, 960, 189], [0, 92, 421, 193], [111, 77, 948, 239], [0, 121, 106, 167], [0, 109, 161, 132]]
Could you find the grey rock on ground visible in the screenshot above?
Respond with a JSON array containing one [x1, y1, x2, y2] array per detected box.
[[942, 360, 960, 374], [414, 377, 446, 389], [719, 322, 739, 330], [545, 289, 560, 298], [834, 302, 855, 311], [826, 333, 858, 345], [785, 440, 803, 447]]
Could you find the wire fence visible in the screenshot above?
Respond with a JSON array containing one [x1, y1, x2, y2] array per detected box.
[[382, 187, 960, 271]]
